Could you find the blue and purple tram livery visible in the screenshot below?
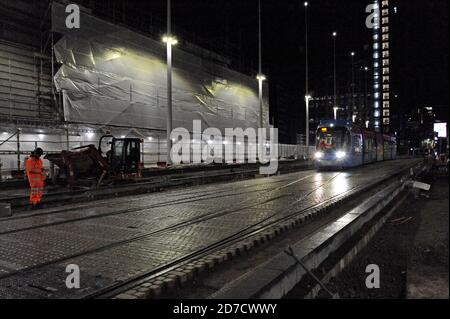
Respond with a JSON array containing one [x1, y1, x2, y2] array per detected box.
[[314, 120, 397, 169]]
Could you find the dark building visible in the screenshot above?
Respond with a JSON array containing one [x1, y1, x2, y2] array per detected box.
[[397, 106, 438, 154], [0, 0, 55, 126], [270, 82, 301, 144]]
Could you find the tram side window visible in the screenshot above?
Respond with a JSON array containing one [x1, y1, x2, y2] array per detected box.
[[353, 135, 362, 153], [364, 138, 370, 154]]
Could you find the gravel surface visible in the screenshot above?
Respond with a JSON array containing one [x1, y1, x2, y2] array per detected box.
[[311, 172, 448, 299]]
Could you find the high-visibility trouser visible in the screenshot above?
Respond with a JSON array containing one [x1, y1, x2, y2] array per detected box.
[[29, 176, 44, 205]]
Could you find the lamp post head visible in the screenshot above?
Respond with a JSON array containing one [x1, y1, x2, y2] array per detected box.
[[256, 74, 266, 82], [304, 2, 308, 7], [162, 35, 178, 45], [332, 32, 337, 37], [351, 52, 355, 56]]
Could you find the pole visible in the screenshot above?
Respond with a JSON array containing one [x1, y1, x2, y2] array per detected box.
[[16, 129, 20, 171], [364, 67, 368, 125], [258, 78, 263, 129], [258, 0, 264, 129], [351, 53, 355, 120], [305, 96, 310, 147], [66, 128, 70, 150], [304, 2, 309, 147], [258, 0, 262, 77], [166, 0, 173, 165], [333, 33, 337, 115], [305, 3, 309, 96]]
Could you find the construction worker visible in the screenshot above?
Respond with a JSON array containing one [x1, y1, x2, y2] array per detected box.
[[25, 148, 45, 209]]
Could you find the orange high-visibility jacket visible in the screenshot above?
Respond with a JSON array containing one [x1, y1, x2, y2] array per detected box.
[[25, 157, 45, 186]]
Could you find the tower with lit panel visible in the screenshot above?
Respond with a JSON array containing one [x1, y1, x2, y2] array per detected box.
[[373, 0, 391, 133]]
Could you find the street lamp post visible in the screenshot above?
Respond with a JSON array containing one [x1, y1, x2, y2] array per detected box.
[[332, 32, 337, 119], [305, 95, 311, 147], [163, 0, 177, 166], [257, 0, 265, 129], [350, 51, 355, 121], [364, 66, 369, 126], [304, 1, 309, 147]]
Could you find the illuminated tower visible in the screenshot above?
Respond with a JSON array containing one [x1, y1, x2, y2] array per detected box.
[[373, 0, 391, 133]]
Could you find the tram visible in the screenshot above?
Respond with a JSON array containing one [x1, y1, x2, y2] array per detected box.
[[314, 120, 397, 169]]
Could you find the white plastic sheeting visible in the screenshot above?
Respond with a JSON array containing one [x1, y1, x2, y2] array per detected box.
[[51, 2, 269, 133]]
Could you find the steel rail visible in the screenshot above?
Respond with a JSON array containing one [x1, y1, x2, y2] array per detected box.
[[0, 172, 340, 283], [0, 161, 424, 298], [90, 164, 422, 298], [0, 173, 317, 234]]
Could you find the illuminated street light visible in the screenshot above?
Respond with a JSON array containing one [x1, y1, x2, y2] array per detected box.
[[350, 51, 355, 121], [333, 106, 339, 120], [304, 1, 310, 147], [162, 35, 178, 45], [257, 0, 264, 129], [163, 0, 177, 165], [332, 32, 338, 115], [256, 74, 266, 81]]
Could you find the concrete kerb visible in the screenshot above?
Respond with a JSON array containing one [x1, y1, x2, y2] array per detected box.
[[209, 179, 410, 299]]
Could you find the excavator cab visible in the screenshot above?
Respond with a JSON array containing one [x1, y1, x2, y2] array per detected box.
[[98, 135, 142, 178], [110, 138, 142, 175]]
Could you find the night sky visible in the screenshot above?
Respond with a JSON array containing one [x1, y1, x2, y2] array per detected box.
[[82, 0, 449, 123], [169, 0, 449, 120]]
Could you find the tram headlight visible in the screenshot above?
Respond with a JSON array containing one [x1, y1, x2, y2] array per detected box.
[[336, 151, 346, 159], [314, 151, 324, 159]]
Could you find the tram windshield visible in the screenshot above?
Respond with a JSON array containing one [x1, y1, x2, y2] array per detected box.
[[316, 127, 350, 151]]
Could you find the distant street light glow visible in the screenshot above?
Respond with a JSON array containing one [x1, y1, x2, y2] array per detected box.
[[333, 106, 339, 120]]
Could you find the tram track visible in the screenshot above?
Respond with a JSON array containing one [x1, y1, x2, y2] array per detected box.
[[1, 160, 312, 211], [1, 170, 307, 221], [0, 159, 425, 299], [0, 173, 318, 235], [0, 172, 341, 283], [91, 164, 423, 299], [89, 173, 390, 298]]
